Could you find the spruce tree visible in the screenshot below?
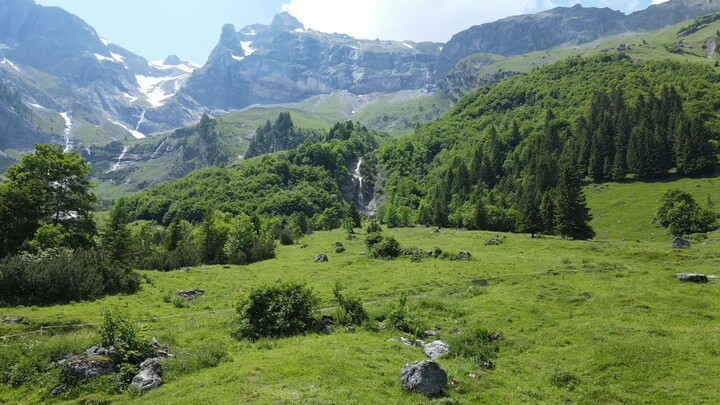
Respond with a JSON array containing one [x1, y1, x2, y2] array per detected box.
[[555, 164, 595, 240], [101, 198, 133, 264]]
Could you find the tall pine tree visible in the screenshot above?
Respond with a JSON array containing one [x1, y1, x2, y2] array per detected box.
[[555, 163, 595, 240]]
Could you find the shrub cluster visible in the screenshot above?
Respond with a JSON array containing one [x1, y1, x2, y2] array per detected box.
[[0, 249, 140, 305], [234, 281, 319, 340]]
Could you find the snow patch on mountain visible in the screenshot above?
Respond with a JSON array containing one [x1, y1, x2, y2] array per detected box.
[[136, 75, 180, 107], [231, 54, 245, 62], [109, 52, 125, 63], [241, 29, 257, 36], [99, 37, 111, 46], [150, 60, 196, 74], [109, 118, 146, 139], [1, 58, 20, 72], [240, 41, 256, 56]]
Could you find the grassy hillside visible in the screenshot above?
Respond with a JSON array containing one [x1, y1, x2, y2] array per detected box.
[[1, 196, 719, 403]]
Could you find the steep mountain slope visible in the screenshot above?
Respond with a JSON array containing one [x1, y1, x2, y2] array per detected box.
[[0, 0, 199, 152], [436, 0, 720, 78]]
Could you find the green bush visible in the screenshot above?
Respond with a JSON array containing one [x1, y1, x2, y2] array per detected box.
[[371, 236, 402, 259], [364, 232, 384, 251], [99, 311, 151, 365], [0, 249, 140, 305], [654, 189, 718, 236], [386, 294, 425, 335], [234, 280, 319, 340], [333, 283, 368, 326], [366, 221, 383, 233]]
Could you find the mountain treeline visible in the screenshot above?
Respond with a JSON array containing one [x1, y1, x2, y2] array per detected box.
[[376, 54, 720, 235]]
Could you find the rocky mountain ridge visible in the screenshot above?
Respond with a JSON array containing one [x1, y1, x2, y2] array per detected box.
[[436, 0, 720, 77]]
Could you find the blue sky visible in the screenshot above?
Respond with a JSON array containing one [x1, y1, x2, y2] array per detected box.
[[36, 0, 661, 64]]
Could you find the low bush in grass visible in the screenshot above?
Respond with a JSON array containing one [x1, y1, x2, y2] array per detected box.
[[333, 283, 368, 326], [446, 328, 501, 366], [364, 233, 402, 259], [234, 280, 319, 340], [98, 311, 151, 365], [386, 294, 426, 336]]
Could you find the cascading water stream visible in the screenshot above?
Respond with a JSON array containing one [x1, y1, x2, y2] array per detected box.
[[352, 158, 364, 207], [111, 146, 128, 172]]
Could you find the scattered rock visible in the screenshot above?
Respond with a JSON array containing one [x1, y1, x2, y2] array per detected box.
[[333, 242, 344, 248], [130, 358, 163, 392], [546, 270, 558, 276], [63, 355, 117, 381], [176, 289, 205, 301], [401, 336, 414, 346], [467, 373, 477, 378], [451, 329, 463, 335], [579, 292, 591, 298], [415, 339, 426, 347], [677, 273, 709, 283], [1, 316, 22, 324], [300, 244, 309, 249], [708, 275, 720, 280], [482, 360, 495, 370], [485, 235, 502, 246], [314, 254, 329, 263], [537, 294, 545, 299], [401, 361, 448, 397], [672, 237, 691, 249], [150, 337, 174, 359], [490, 332, 504, 342], [49, 385, 67, 397], [424, 330, 438, 337], [456, 251, 472, 260], [85, 346, 122, 363], [473, 279, 489, 287], [387, 338, 398, 342], [321, 314, 335, 333], [410, 256, 422, 263], [616, 44, 631, 51], [431, 227, 440, 234], [424, 340, 450, 360]]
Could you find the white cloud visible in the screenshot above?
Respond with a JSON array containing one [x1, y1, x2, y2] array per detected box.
[[279, 0, 653, 43], [280, 0, 547, 42]]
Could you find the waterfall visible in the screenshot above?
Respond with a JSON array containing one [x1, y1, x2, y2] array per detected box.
[[135, 109, 146, 132], [60, 112, 72, 152], [111, 146, 128, 172], [150, 138, 166, 160], [352, 158, 364, 207]]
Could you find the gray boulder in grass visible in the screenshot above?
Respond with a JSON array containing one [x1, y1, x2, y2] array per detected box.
[[401, 360, 448, 396]]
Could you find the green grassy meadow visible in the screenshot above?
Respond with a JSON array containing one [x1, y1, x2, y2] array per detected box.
[[2, 176, 720, 403]]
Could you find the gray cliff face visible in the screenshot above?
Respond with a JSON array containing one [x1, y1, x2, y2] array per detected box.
[[174, 12, 441, 111], [436, 0, 720, 78], [436, 5, 626, 78]]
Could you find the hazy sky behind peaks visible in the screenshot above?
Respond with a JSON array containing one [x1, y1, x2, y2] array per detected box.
[[36, 0, 661, 64]]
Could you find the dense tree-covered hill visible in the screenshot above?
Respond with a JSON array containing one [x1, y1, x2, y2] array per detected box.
[[377, 54, 719, 233]]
